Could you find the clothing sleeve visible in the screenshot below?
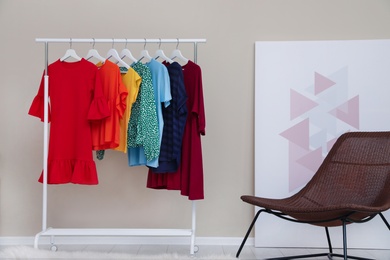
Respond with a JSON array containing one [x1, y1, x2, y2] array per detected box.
[[116, 70, 128, 118], [87, 69, 110, 120], [193, 66, 206, 136], [161, 66, 172, 108], [28, 71, 51, 122], [176, 68, 188, 116], [131, 71, 142, 104]]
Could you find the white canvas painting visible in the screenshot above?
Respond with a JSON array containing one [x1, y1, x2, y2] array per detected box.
[[254, 39, 390, 248]]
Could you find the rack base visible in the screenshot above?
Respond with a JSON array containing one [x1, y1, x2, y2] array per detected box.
[[34, 228, 196, 254]]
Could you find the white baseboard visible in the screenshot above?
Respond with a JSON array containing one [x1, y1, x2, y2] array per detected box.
[[0, 236, 253, 247]]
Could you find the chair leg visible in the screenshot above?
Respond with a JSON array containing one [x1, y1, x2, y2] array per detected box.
[[379, 212, 390, 230], [342, 219, 348, 260], [325, 226, 333, 255], [265, 221, 374, 260], [236, 209, 262, 258], [326, 220, 374, 260], [237, 212, 375, 260]]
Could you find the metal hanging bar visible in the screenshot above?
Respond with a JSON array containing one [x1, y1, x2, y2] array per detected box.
[[34, 38, 206, 255], [36, 38, 206, 44]]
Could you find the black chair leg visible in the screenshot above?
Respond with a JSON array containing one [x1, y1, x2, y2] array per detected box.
[[379, 212, 390, 230], [325, 226, 333, 255], [324, 220, 373, 260], [236, 209, 262, 258], [342, 220, 347, 260], [237, 212, 375, 260], [265, 222, 373, 260]]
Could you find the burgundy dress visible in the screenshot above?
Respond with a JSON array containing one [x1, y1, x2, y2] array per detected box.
[[29, 59, 110, 185]]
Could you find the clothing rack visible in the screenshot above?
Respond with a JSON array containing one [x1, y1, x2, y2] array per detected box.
[[33, 38, 206, 254]]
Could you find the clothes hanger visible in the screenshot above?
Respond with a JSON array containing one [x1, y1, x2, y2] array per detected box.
[[106, 39, 129, 69], [153, 38, 174, 64], [170, 38, 189, 64], [120, 39, 137, 64], [60, 38, 82, 61], [138, 38, 152, 63], [85, 38, 105, 63]]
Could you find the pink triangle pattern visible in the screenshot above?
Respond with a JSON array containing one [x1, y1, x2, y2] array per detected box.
[[281, 69, 360, 192], [315, 72, 336, 95], [280, 118, 310, 150], [296, 147, 324, 172], [290, 89, 319, 120], [327, 135, 344, 153], [329, 95, 359, 129], [288, 143, 316, 191]]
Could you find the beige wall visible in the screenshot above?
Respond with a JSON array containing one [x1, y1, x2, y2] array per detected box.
[[1, 0, 390, 238]]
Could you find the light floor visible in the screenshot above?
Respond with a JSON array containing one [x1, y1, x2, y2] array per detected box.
[[2, 244, 390, 259]]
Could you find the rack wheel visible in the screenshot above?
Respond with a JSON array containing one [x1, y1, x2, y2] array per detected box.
[[50, 245, 58, 252], [194, 245, 199, 253]]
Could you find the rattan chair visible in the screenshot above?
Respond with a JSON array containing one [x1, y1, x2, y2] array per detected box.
[[237, 131, 390, 260]]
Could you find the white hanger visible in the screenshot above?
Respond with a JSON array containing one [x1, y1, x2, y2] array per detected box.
[[153, 39, 174, 63], [120, 39, 137, 64], [106, 39, 129, 69], [170, 39, 189, 64], [138, 39, 152, 63], [60, 38, 82, 61], [85, 38, 105, 63]]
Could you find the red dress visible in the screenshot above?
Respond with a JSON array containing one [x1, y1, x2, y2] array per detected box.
[[29, 59, 110, 185], [147, 61, 206, 200]]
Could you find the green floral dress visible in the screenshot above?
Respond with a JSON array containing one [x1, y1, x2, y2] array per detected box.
[[127, 62, 160, 161]]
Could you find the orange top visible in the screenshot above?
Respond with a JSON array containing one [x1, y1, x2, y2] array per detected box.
[[91, 60, 128, 150], [114, 67, 142, 153]]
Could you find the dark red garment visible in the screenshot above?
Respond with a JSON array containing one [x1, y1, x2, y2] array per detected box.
[[29, 59, 110, 185], [147, 61, 206, 200]]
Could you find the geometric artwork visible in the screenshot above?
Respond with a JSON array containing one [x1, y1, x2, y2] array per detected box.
[[255, 39, 390, 248], [280, 68, 360, 191]]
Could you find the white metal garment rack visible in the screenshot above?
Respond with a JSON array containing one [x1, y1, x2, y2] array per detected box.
[[34, 38, 206, 254]]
